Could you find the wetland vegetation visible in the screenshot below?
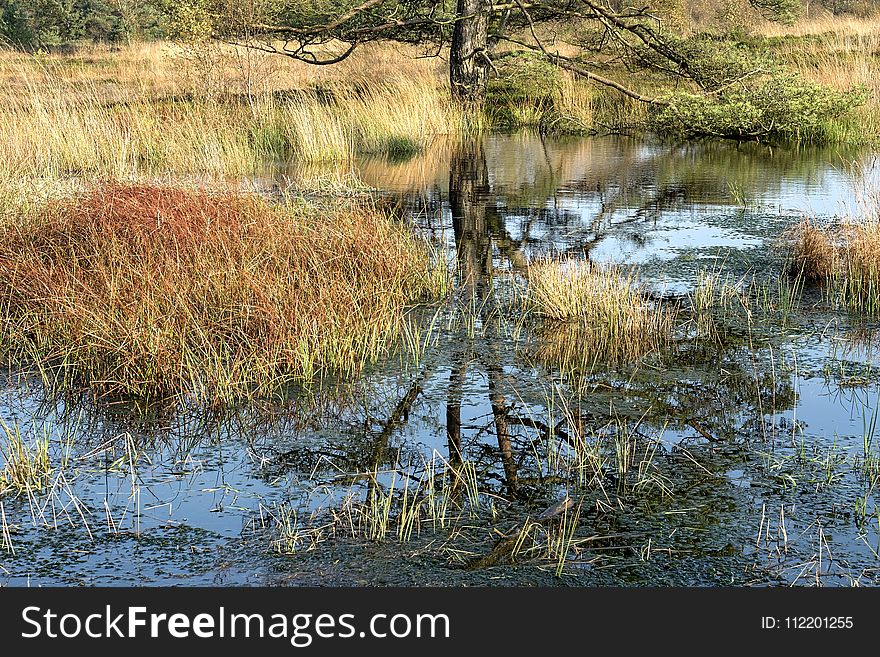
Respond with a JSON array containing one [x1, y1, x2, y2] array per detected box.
[[2, 1, 880, 587]]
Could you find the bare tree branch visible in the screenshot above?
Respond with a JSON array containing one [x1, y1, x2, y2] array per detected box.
[[496, 36, 668, 105]]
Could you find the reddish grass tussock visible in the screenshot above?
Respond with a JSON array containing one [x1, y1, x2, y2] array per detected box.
[[52, 183, 257, 245], [784, 218, 838, 282], [0, 183, 444, 401], [785, 216, 880, 314]]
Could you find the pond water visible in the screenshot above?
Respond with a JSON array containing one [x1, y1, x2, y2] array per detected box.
[[2, 134, 880, 586]]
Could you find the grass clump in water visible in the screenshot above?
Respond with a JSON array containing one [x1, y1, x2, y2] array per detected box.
[[786, 218, 839, 282], [785, 217, 880, 314], [0, 183, 446, 402], [0, 421, 53, 495], [526, 258, 676, 368]]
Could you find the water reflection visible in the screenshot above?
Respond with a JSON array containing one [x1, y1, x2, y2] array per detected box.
[[3, 134, 880, 586], [345, 135, 873, 280], [357, 134, 873, 210]]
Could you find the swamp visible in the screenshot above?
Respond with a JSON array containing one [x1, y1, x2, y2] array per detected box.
[[2, 0, 880, 587]]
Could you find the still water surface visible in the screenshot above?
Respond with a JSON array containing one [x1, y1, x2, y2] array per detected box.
[[2, 134, 880, 586]]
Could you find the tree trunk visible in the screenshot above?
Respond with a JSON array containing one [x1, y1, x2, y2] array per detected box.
[[450, 0, 491, 105]]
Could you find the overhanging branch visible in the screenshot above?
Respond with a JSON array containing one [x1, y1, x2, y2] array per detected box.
[[496, 37, 668, 106]]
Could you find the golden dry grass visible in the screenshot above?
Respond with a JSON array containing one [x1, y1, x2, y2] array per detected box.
[[755, 14, 880, 39], [527, 258, 675, 367], [786, 216, 880, 314], [0, 40, 450, 102], [0, 42, 472, 179], [756, 18, 880, 90], [0, 183, 446, 401]]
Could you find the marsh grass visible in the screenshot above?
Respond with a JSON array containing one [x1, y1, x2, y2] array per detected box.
[[0, 183, 446, 402], [526, 258, 676, 369], [266, 454, 483, 554], [689, 269, 750, 343], [507, 501, 584, 577], [258, 379, 725, 577], [785, 216, 880, 314], [265, 452, 595, 577], [755, 273, 805, 322], [0, 416, 92, 553], [568, 415, 672, 500], [4, 18, 880, 174], [688, 266, 804, 344], [0, 420, 53, 495], [861, 398, 880, 484], [6, 22, 879, 175], [0, 79, 462, 177]]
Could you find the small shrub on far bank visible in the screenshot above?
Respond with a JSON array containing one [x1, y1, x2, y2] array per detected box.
[[651, 73, 867, 142]]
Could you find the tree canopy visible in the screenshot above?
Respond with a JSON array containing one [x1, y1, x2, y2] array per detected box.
[[0, 0, 165, 47], [161, 1, 819, 102]]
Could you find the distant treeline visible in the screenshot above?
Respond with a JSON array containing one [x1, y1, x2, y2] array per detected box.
[[0, 0, 167, 48]]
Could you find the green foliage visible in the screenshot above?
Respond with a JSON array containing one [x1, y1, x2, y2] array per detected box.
[[159, 0, 214, 41], [1, 1, 65, 46], [112, 1, 166, 40], [0, 0, 166, 47], [539, 111, 596, 137], [161, 1, 360, 43], [162, 1, 235, 42], [651, 73, 868, 142], [748, 0, 803, 24], [0, 1, 30, 45], [486, 52, 563, 128], [670, 35, 777, 91], [642, 27, 871, 143]]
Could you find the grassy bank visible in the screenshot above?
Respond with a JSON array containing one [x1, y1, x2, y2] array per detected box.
[[743, 15, 880, 144], [0, 183, 446, 402], [0, 43, 474, 179]]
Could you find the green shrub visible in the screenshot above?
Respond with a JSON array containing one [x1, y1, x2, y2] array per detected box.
[[671, 35, 776, 91], [0, 0, 165, 48], [651, 73, 868, 142]]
